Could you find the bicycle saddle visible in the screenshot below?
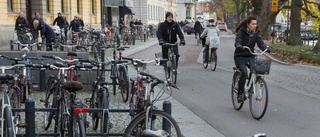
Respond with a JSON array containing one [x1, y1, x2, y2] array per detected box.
[[0, 73, 14, 84], [61, 81, 83, 92], [67, 52, 77, 57]]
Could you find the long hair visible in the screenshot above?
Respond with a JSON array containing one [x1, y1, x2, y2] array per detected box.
[[235, 16, 257, 32]]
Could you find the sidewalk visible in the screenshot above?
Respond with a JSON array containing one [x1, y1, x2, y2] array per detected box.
[[121, 38, 225, 137]]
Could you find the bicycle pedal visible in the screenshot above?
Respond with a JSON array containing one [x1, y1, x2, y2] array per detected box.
[[17, 123, 27, 127], [40, 99, 47, 103]]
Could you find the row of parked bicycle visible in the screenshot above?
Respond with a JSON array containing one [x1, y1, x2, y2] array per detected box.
[[0, 42, 181, 136], [10, 24, 158, 52]]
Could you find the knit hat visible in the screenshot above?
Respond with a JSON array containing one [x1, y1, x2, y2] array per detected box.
[[166, 12, 173, 18]]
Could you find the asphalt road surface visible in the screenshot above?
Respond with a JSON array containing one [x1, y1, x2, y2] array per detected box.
[[127, 31, 320, 137]]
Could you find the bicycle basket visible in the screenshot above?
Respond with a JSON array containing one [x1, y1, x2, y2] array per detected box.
[[253, 56, 271, 75]]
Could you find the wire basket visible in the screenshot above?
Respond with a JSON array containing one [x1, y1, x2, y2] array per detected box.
[[253, 56, 272, 75]]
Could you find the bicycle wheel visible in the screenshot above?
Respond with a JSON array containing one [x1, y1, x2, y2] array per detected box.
[[9, 88, 21, 133], [44, 78, 58, 130], [73, 114, 86, 137], [92, 87, 109, 130], [118, 65, 129, 102], [210, 50, 217, 71], [3, 106, 15, 137], [111, 65, 117, 96], [170, 56, 177, 84], [231, 71, 243, 110], [123, 110, 182, 137], [203, 49, 208, 69], [249, 76, 268, 120], [91, 44, 99, 61]]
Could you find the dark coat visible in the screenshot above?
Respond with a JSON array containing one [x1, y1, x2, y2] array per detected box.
[[234, 27, 267, 57], [15, 17, 28, 31], [37, 21, 55, 38], [53, 16, 65, 28], [157, 21, 184, 43], [194, 21, 203, 32], [69, 20, 80, 32]]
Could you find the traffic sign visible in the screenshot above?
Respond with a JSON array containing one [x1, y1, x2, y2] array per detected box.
[[271, 0, 278, 12]]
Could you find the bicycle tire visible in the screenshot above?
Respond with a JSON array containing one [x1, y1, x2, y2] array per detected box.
[[118, 65, 129, 102], [3, 106, 15, 137], [170, 56, 177, 84], [73, 114, 86, 137], [249, 76, 268, 120], [203, 49, 208, 69], [9, 88, 21, 133], [123, 110, 182, 137], [231, 71, 243, 110], [210, 50, 217, 71], [100, 88, 110, 133], [92, 87, 109, 130], [111, 65, 117, 96], [44, 78, 59, 130]]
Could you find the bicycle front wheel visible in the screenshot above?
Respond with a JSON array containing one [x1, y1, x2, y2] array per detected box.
[[44, 78, 59, 130], [170, 56, 177, 84], [3, 106, 15, 137], [210, 50, 217, 71], [123, 110, 182, 137], [231, 71, 243, 110], [118, 65, 129, 102], [249, 76, 268, 120]]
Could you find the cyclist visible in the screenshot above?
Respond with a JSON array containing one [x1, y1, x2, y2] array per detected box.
[[33, 19, 55, 51], [194, 20, 203, 39], [234, 16, 271, 103], [15, 11, 29, 43], [200, 19, 220, 63], [157, 12, 185, 68]]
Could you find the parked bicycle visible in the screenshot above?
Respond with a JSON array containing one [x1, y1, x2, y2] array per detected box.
[[123, 72, 181, 137], [231, 46, 271, 120]]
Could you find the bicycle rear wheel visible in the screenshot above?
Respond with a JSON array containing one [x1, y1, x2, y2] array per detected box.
[[123, 110, 182, 137], [210, 50, 217, 71], [203, 49, 208, 69], [249, 77, 268, 120], [73, 114, 86, 137], [9, 88, 21, 133], [3, 106, 15, 137], [118, 65, 129, 102], [231, 71, 243, 110]]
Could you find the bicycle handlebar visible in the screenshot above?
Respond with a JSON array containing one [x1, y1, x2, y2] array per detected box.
[[138, 72, 179, 89], [162, 43, 178, 46], [122, 57, 168, 66], [0, 55, 24, 62], [243, 46, 269, 56], [42, 55, 83, 63]]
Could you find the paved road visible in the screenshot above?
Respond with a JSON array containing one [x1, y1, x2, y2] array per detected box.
[[128, 31, 320, 137]]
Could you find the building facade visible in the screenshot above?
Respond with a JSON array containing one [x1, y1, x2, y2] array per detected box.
[[176, 0, 196, 22]]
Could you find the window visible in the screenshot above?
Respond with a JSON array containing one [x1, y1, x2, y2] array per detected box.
[[46, 0, 50, 12], [7, 0, 13, 12], [186, 7, 190, 18], [77, 0, 81, 14], [61, 0, 64, 13], [91, 0, 95, 15], [148, 5, 150, 19]]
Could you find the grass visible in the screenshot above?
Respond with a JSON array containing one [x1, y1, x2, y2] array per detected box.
[[269, 43, 320, 66]]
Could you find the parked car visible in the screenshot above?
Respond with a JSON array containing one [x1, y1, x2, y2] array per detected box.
[[183, 23, 206, 35], [217, 22, 227, 32]]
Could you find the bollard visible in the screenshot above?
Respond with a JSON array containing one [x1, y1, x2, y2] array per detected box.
[[132, 35, 135, 45], [117, 35, 121, 46], [144, 34, 146, 42], [10, 40, 14, 51], [163, 100, 172, 134], [39, 69, 46, 91], [25, 99, 36, 137]]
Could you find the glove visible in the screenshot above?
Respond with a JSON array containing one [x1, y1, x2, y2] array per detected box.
[[159, 40, 164, 46], [180, 39, 186, 46], [235, 45, 244, 51], [266, 47, 272, 53]]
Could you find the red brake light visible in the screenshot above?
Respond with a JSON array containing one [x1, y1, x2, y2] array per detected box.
[[74, 108, 81, 114], [82, 108, 88, 113]]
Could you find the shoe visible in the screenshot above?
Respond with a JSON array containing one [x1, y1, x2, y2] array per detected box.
[[237, 93, 244, 103]]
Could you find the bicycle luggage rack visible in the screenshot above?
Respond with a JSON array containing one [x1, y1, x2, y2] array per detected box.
[[12, 99, 130, 136]]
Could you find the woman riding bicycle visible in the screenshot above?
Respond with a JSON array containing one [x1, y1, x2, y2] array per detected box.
[[200, 19, 220, 63], [234, 16, 271, 103]]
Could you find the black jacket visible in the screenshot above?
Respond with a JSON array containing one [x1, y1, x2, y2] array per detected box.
[[157, 21, 184, 43], [234, 27, 267, 57], [194, 21, 203, 32], [53, 16, 65, 28], [15, 17, 28, 31]]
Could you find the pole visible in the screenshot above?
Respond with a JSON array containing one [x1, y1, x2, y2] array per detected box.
[[163, 100, 172, 134], [25, 99, 35, 137], [101, 0, 104, 29]]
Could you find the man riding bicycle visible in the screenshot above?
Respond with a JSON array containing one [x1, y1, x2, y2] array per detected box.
[[157, 12, 185, 68], [200, 19, 220, 63], [234, 16, 271, 103]]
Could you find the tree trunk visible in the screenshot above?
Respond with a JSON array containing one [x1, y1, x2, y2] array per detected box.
[[287, 0, 303, 45]]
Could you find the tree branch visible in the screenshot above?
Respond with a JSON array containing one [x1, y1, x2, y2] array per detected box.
[[301, 7, 319, 19]]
